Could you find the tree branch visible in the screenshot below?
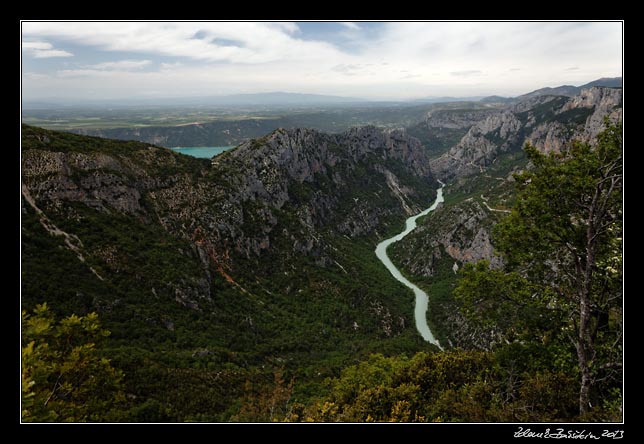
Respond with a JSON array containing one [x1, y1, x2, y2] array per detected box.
[[44, 372, 63, 407]]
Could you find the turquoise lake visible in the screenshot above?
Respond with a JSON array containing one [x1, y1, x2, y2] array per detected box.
[[170, 146, 235, 158]]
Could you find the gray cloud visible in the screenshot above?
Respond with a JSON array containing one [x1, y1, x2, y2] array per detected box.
[[331, 64, 363, 76]]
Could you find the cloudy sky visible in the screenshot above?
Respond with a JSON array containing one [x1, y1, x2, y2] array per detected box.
[[21, 21, 623, 102]]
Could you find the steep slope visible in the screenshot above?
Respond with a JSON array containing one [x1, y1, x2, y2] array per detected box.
[[21, 124, 439, 420], [430, 86, 623, 181], [390, 86, 622, 350], [407, 106, 499, 157]]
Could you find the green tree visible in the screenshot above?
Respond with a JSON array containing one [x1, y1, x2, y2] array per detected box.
[[22, 303, 125, 422], [456, 121, 623, 418]]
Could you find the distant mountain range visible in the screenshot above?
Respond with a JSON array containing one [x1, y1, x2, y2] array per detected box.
[[174, 77, 623, 105], [579, 77, 623, 88], [481, 76, 622, 102], [23, 77, 622, 109]]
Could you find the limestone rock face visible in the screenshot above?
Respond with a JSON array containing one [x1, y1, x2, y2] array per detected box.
[[21, 150, 145, 215], [430, 87, 623, 181], [22, 125, 437, 270], [390, 198, 503, 278], [422, 108, 498, 130]]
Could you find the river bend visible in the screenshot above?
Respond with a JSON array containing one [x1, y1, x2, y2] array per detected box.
[[375, 183, 444, 349]]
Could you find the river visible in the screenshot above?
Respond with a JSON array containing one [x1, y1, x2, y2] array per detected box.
[[375, 182, 445, 349]]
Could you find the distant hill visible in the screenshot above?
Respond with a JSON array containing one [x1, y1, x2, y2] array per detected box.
[[519, 77, 622, 99], [580, 77, 623, 88], [479, 95, 515, 104], [519, 84, 580, 99]]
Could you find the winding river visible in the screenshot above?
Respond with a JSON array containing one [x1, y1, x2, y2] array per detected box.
[[375, 183, 445, 350]]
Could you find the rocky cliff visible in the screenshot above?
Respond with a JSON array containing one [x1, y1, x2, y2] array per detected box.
[[406, 106, 499, 157], [23, 125, 435, 252], [21, 124, 438, 346], [390, 86, 622, 350], [388, 196, 510, 350], [389, 198, 503, 278], [430, 87, 623, 180], [141, 125, 437, 269]]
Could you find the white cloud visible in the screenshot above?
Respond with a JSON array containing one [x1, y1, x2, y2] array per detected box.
[[56, 59, 152, 78], [82, 60, 151, 70], [56, 69, 109, 78], [33, 50, 74, 59], [331, 63, 364, 76], [339, 22, 361, 30], [22, 40, 73, 58], [21, 22, 343, 64], [160, 62, 183, 70], [22, 41, 54, 50]]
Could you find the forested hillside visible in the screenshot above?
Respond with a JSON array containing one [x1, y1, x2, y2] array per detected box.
[[21, 124, 439, 421], [21, 87, 622, 423]]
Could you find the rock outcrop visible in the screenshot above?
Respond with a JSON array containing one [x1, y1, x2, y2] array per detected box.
[[430, 87, 623, 181], [406, 106, 499, 157], [180, 126, 436, 265], [390, 198, 503, 278], [21, 124, 442, 346], [422, 108, 499, 130], [22, 124, 437, 274]]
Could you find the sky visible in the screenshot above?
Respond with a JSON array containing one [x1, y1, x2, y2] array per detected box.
[[21, 21, 623, 103]]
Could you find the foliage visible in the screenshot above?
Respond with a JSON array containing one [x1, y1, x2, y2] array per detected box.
[[387, 157, 520, 348], [454, 261, 562, 343], [21, 124, 436, 422], [514, 96, 569, 125], [455, 121, 623, 418], [407, 125, 470, 156], [21, 303, 125, 422], [300, 350, 581, 422]]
